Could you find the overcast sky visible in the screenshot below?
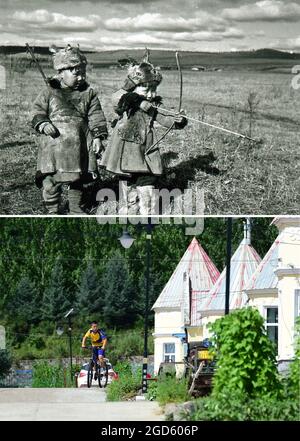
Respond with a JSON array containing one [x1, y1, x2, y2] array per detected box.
[[0, 0, 300, 52]]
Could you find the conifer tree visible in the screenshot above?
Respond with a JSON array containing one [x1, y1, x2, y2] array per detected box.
[[8, 276, 40, 324], [102, 251, 138, 327], [76, 262, 103, 317], [42, 257, 72, 322]]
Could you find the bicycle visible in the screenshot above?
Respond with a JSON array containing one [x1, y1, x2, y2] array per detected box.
[[82, 347, 109, 389]]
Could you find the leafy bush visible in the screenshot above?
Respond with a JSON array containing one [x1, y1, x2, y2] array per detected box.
[[146, 379, 158, 401], [287, 317, 300, 399], [106, 361, 141, 401], [32, 361, 65, 388], [107, 328, 153, 365], [0, 350, 12, 379], [186, 308, 300, 421], [187, 393, 300, 421], [32, 361, 79, 388], [153, 374, 189, 406], [10, 325, 153, 364], [209, 307, 282, 399]]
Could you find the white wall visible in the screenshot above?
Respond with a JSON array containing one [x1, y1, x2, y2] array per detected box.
[[276, 273, 300, 360], [274, 218, 300, 361], [153, 308, 185, 375], [201, 314, 223, 339], [247, 292, 278, 315]]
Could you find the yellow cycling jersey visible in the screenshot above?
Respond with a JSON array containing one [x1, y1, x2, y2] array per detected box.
[[84, 328, 107, 347]]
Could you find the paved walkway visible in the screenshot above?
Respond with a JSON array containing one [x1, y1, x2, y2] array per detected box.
[[0, 388, 164, 421]]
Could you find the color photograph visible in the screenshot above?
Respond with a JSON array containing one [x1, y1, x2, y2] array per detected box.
[[0, 216, 299, 421], [0, 0, 299, 425]]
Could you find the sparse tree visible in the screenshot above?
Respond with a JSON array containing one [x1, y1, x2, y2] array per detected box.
[[102, 251, 138, 327], [8, 276, 40, 325], [76, 262, 103, 317], [42, 257, 72, 322]]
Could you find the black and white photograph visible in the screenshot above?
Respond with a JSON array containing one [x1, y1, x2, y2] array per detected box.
[[0, 0, 299, 426]]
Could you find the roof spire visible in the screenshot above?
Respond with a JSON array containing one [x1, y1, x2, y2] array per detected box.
[[243, 218, 251, 245]]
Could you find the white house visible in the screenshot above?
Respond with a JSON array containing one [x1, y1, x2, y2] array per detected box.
[[245, 216, 300, 371], [245, 238, 279, 346], [152, 237, 219, 375], [198, 219, 262, 338], [152, 217, 300, 376]]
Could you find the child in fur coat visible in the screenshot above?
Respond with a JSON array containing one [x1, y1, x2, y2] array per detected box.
[[101, 61, 187, 215], [31, 45, 108, 214]]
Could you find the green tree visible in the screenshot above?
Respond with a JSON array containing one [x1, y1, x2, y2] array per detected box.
[[76, 262, 103, 317], [42, 257, 72, 322], [0, 218, 278, 328], [288, 317, 300, 399], [209, 307, 282, 399], [102, 251, 138, 327], [0, 350, 12, 379], [8, 276, 40, 325]]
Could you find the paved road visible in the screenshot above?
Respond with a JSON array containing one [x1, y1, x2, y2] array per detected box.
[[0, 388, 164, 421]]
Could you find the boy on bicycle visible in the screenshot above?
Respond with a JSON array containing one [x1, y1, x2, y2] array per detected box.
[[82, 321, 107, 376]]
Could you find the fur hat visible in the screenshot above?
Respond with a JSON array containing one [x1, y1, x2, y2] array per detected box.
[[127, 62, 162, 86], [50, 44, 87, 71]]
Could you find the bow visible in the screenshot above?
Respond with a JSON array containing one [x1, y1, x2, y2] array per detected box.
[[149, 50, 258, 143]]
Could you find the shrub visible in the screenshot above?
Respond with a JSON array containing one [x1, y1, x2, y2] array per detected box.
[[154, 374, 189, 406], [209, 307, 282, 399], [187, 393, 300, 421], [32, 361, 78, 388], [32, 361, 65, 388], [146, 379, 158, 401], [106, 361, 141, 401], [107, 328, 153, 365], [287, 317, 300, 399], [0, 350, 12, 379], [186, 308, 300, 421]]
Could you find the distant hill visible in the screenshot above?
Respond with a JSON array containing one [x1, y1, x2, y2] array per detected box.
[[0, 46, 299, 71]]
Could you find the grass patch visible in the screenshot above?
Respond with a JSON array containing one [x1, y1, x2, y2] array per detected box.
[[106, 361, 141, 401], [32, 360, 80, 388], [186, 393, 300, 421], [147, 374, 190, 406], [0, 68, 299, 214]]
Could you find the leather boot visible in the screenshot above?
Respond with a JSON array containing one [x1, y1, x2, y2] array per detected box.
[[68, 189, 87, 215], [137, 185, 157, 216], [118, 180, 139, 215], [42, 176, 62, 214]]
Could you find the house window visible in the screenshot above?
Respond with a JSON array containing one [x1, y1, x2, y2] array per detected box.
[[163, 343, 175, 363], [295, 290, 300, 320], [265, 307, 278, 347]]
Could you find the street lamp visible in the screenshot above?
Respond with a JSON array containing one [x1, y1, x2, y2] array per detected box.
[[118, 230, 135, 249], [56, 327, 64, 337], [118, 223, 152, 394]]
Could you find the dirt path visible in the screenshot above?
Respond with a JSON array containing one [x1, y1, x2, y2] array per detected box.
[[0, 388, 164, 421]]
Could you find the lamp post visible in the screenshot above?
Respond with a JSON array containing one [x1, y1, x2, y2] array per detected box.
[[64, 308, 74, 382], [118, 223, 152, 394], [225, 218, 232, 315]]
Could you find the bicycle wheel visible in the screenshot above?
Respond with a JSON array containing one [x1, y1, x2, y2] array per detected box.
[[98, 363, 108, 388], [87, 360, 94, 388]]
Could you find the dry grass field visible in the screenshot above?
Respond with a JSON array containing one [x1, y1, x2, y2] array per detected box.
[[0, 56, 299, 214]]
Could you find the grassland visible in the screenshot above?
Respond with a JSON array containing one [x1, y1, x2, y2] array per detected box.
[[0, 51, 299, 214]]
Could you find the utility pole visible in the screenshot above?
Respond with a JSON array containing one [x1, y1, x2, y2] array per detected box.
[[142, 220, 152, 394], [225, 218, 232, 315], [64, 308, 74, 383]]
